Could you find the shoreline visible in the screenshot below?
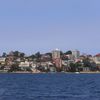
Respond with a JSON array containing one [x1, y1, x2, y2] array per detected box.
[[0, 71, 100, 74]]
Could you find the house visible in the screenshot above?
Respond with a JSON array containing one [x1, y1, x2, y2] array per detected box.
[[93, 54, 100, 70], [93, 54, 100, 65], [65, 54, 74, 60], [19, 61, 31, 70], [0, 57, 6, 65]]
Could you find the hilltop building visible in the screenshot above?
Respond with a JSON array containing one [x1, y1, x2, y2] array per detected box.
[[72, 50, 80, 59], [52, 48, 60, 59], [52, 49, 62, 69]]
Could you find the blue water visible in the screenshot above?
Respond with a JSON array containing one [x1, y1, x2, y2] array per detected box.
[[0, 73, 100, 100]]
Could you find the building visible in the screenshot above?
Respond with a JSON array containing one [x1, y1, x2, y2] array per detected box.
[[0, 57, 6, 65], [19, 61, 31, 71], [72, 50, 80, 59], [52, 48, 60, 59], [52, 49, 62, 68], [65, 54, 74, 60], [93, 54, 100, 65]]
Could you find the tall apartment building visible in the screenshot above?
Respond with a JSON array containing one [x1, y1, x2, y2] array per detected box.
[[52, 49, 62, 68], [72, 50, 80, 59], [52, 48, 60, 59]]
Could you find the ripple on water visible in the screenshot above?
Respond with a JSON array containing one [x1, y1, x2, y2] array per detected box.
[[0, 73, 99, 100]]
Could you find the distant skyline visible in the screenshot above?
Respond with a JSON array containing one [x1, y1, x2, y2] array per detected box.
[[0, 0, 100, 55]]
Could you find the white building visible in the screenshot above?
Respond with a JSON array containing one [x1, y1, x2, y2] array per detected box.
[[72, 50, 80, 59], [52, 48, 60, 59], [93, 54, 100, 65], [19, 61, 30, 67], [0, 57, 6, 65]]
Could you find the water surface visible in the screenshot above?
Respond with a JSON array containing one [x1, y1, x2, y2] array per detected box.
[[0, 73, 100, 100]]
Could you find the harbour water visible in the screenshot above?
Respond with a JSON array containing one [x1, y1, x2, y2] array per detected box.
[[0, 73, 100, 100]]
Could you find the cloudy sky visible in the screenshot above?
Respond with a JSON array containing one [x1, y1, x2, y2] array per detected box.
[[0, 0, 100, 55]]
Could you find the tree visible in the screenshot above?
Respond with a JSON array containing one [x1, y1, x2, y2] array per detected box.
[[8, 63, 20, 72], [70, 63, 76, 72], [83, 58, 91, 67], [20, 53, 25, 58], [65, 50, 72, 55], [60, 51, 64, 56], [75, 61, 82, 67], [35, 52, 41, 58], [2, 52, 7, 57], [35, 52, 41, 62], [13, 51, 19, 57], [90, 62, 97, 71], [29, 54, 35, 60], [45, 52, 52, 58]]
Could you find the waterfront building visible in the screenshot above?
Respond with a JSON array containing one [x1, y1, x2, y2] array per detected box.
[[19, 61, 31, 71]]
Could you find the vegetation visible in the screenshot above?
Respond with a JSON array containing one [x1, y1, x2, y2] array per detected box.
[[0, 50, 98, 73]]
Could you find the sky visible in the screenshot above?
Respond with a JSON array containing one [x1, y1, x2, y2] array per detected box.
[[0, 0, 100, 55]]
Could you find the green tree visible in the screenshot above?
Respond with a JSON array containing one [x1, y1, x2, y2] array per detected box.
[[2, 52, 7, 57], [35, 52, 41, 60], [60, 51, 64, 56], [45, 52, 52, 58], [29, 54, 36, 60], [70, 63, 76, 72], [8, 63, 20, 72], [20, 53, 25, 58], [83, 58, 91, 67], [65, 50, 72, 55], [13, 51, 19, 57]]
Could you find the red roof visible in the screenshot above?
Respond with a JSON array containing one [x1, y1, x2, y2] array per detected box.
[[94, 53, 100, 57]]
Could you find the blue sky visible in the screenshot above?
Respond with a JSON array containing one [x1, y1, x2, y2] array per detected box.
[[0, 0, 100, 55]]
